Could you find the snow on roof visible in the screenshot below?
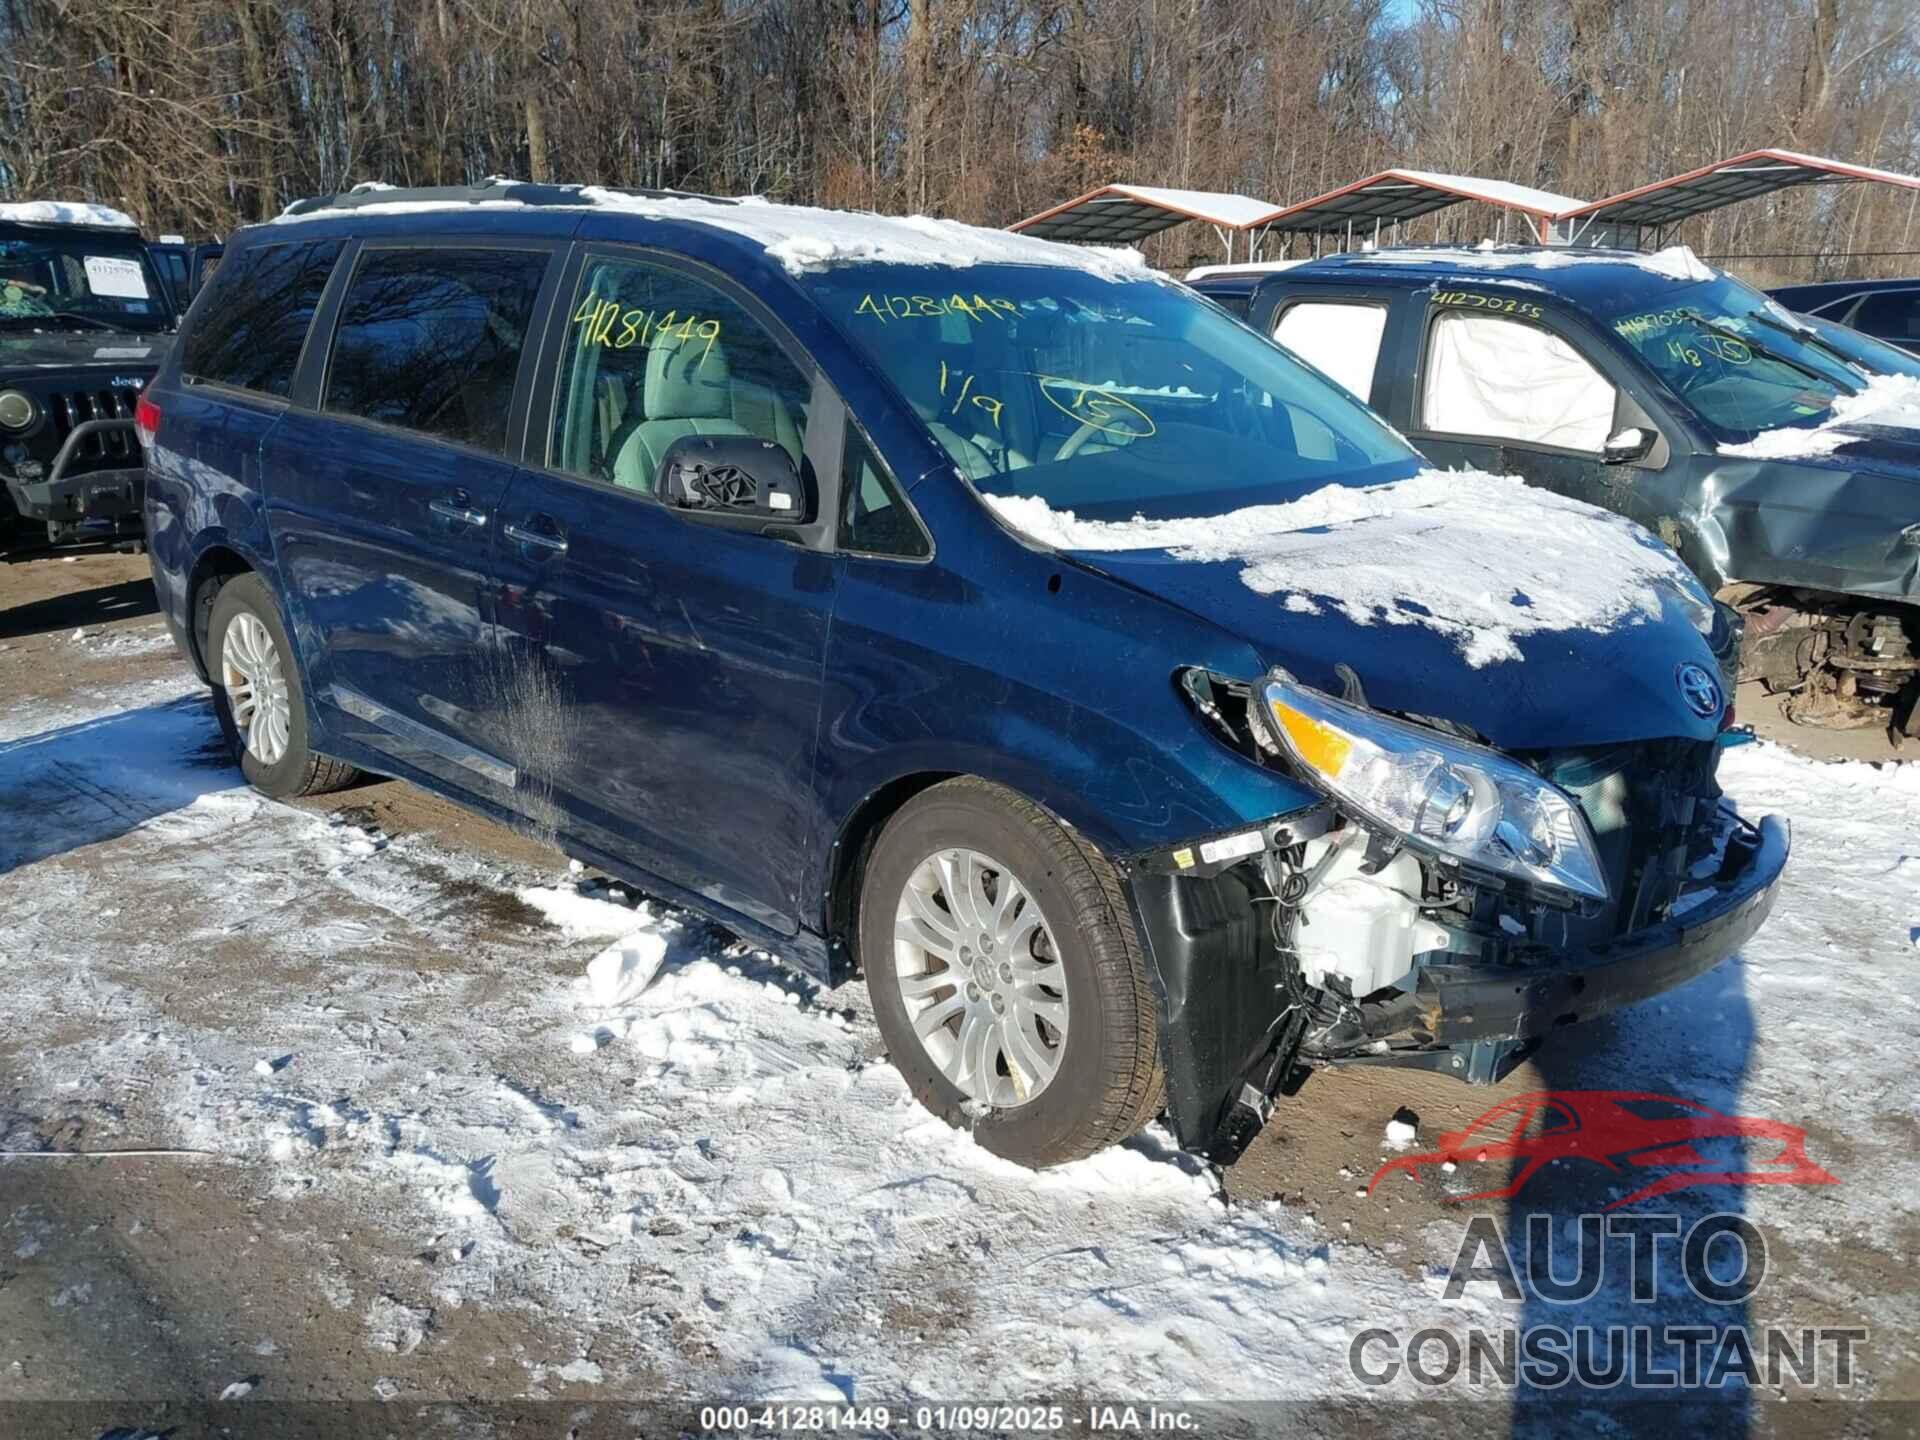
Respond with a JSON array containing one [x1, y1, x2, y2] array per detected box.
[[1011, 184, 1282, 244], [1564, 149, 1920, 229], [1351, 241, 1716, 283], [1259, 170, 1587, 237], [1393, 171, 1586, 215], [0, 200, 140, 231], [1102, 185, 1282, 228], [1184, 259, 1308, 282], [984, 468, 1705, 667], [1719, 373, 1920, 459], [272, 184, 1153, 281]]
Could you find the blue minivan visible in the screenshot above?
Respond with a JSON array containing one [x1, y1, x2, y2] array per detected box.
[[141, 182, 1787, 1167]]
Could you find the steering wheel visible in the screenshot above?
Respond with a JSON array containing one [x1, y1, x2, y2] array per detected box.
[[1056, 418, 1144, 462]]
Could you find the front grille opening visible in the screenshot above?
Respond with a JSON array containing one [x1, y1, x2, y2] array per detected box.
[[50, 388, 137, 468]]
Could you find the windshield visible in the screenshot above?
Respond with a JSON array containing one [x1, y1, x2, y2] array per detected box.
[[808, 263, 1418, 521], [1601, 274, 1864, 443], [0, 224, 174, 334]]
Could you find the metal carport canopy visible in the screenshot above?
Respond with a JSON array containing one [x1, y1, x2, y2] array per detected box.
[[1560, 149, 1920, 232], [1010, 184, 1283, 245], [1254, 169, 1586, 241]]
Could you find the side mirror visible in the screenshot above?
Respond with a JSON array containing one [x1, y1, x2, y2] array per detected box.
[[1602, 426, 1655, 465], [658, 435, 809, 525]]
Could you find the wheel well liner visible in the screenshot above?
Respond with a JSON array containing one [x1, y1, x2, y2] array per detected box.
[[186, 545, 253, 677], [824, 770, 959, 980]]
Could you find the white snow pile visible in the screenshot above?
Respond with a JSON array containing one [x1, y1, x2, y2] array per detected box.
[[582, 189, 1151, 281], [1719, 372, 1920, 459], [1382, 1117, 1418, 1150], [0, 200, 139, 230], [273, 183, 1150, 282], [1362, 241, 1715, 284], [986, 468, 1706, 666]]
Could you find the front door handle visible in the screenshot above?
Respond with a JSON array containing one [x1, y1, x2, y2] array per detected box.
[[504, 518, 569, 554], [430, 493, 489, 528]]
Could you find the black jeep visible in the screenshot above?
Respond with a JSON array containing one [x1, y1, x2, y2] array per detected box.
[[0, 202, 176, 552]]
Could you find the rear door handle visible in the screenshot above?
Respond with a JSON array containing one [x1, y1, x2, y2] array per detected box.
[[430, 493, 489, 528], [504, 517, 569, 554]]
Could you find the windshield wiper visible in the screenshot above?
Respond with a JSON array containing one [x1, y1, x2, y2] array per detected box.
[[1690, 315, 1838, 390], [1747, 308, 1872, 383]]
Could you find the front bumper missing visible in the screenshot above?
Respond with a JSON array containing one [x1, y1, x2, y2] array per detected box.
[[1359, 814, 1789, 1059], [1129, 803, 1789, 1162]]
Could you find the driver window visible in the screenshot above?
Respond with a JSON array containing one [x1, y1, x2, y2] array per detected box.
[[1421, 309, 1616, 452], [549, 257, 810, 495]]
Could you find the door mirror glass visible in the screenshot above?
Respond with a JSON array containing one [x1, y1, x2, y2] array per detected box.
[[659, 435, 809, 524], [1602, 425, 1654, 464]]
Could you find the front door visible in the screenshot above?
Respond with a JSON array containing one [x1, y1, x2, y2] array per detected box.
[[491, 249, 837, 934], [262, 241, 558, 792], [1408, 297, 1625, 509]]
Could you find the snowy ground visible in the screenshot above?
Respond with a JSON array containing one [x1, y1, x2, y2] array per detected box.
[[2, 629, 1916, 1430]]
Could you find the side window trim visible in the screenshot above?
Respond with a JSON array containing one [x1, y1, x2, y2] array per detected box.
[[311, 236, 563, 460], [1411, 302, 1621, 457], [838, 411, 935, 564], [525, 241, 844, 553]]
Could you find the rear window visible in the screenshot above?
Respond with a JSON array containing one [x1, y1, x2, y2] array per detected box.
[[181, 239, 342, 398], [322, 246, 549, 454]]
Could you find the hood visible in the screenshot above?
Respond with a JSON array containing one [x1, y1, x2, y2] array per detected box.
[[1082, 549, 1719, 749], [0, 330, 169, 375], [987, 470, 1724, 751]]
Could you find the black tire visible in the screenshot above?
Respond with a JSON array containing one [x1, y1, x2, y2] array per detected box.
[[207, 572, 358, 798], [860, 778, 1166, 1167]]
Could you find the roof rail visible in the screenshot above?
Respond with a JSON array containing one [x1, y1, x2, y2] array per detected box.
[[279, 179, 743, 218]]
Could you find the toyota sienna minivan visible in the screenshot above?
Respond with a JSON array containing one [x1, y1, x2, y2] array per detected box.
[[141, 181, 1787, 1168]]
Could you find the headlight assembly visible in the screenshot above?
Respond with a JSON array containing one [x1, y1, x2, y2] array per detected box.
[[0, 389, 34, 432], [1260, 674, 1610, 904]]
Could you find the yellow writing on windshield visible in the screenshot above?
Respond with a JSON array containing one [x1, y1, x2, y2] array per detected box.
[[854, 293, 1020, 324], [937, 360, 1004, 428], [1037, 377, 1156, 440], [1614, 306, 1704, 342]]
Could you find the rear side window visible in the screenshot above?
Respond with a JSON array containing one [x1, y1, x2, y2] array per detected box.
[[1274, 301, 1388, 403], [324, 247, 550, 454], [181, 239, 342, 398]]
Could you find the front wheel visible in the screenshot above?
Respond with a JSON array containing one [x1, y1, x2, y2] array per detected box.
[[860, 778, 1165, 1167], [207, 572, 358, 798]]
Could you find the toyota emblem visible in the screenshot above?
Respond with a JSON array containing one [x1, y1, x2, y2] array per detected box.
[[1676, 663, 1722, 718]]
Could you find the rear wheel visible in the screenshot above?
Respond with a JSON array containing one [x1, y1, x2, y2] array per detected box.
[[860, 778, 1165, 1167], [207, 573, 358, 797]]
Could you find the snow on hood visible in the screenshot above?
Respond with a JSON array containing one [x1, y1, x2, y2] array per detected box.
[[272, 184, 1151, 282], [0, 200, 139, 230], [1719, 373, 1920, 459], [985, 469, 1708, 668]]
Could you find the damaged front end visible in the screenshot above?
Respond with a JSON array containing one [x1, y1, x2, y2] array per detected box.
[[1127, 669, 1788, 1164], [1729, 582, 1920, 740]]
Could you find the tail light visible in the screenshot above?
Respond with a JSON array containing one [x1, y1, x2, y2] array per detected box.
[[134, 392, 160, 451]]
